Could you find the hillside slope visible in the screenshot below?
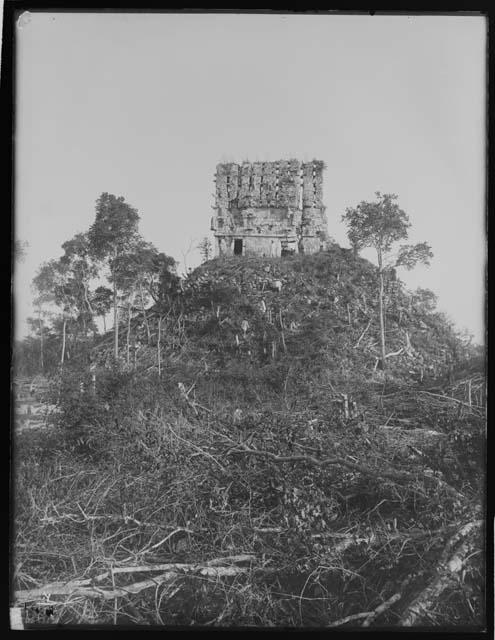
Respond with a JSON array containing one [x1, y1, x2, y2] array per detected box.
[[90, 245, 478, 418], [181, 247, 460, 377]]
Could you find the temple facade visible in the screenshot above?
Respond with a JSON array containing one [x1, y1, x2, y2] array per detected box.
[[211, 159, 328, 257]]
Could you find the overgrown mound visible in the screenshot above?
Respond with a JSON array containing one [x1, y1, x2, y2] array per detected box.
[[14, 248, 485, 628], [182, 248, 462, 379]]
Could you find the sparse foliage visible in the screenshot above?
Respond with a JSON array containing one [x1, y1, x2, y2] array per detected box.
[[342, 193, 433, 368]]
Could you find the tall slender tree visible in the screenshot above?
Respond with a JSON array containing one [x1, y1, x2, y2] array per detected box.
[[26, 311, 50, 373], [88, 193, 140, 361], [147, 252, 180, 375], [32, 263, 57, 373], [342, 192, 433, 369], [60, 233, 99, 331], [113, 239, 161, 345], [32, 260, 77, 367]]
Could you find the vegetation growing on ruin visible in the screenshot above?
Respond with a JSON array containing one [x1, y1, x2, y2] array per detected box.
[[12, 194, 485, 629]]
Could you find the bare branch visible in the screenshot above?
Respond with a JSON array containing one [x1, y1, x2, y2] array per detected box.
[[353, 319, 372, 349], [385, 347, 404, 359], [167, 423, 228, 473], [227, 444, 466, 501], [362, 593, 402, 626], [418, 391, 484, 411], [328, 610, 375, 627]]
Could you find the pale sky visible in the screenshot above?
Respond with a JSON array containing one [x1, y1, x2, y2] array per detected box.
[[14, 12, 486, 342]]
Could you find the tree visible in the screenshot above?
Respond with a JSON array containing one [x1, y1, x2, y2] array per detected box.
[[147, 252, 180, 377], [32, 262, 58, 373], [60, 233, 99, 332], [198, 237, 213, 263], [411, 288, 438, 315], [342, 192, 433, 369], [33, 259, 77, 367], [113, 239, 162, 347], [25, 314, 50, 374], [147, 252, 180, 309], [88, 193, 140, 361], [92, 286, 113, 333], [109, 243, 179, 370]]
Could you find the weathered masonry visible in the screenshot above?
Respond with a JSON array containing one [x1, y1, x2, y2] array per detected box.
[[211, 160, 329, 257]]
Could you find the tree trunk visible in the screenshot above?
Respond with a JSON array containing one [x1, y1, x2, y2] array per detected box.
[[157, 316, 162, 378], [279, 309, 287, 354], [38, 308, 44, 373], [83, 282, 94, 315], [81, 313, 87, 355], [378, 251, 386, 369], [113, 276, 119, 362], [139, 282, 151, 344], [400, 520, 482, 626], [126, 299, 131, 367], [61, 317, 67, 366], [341, 393, 349, 420]]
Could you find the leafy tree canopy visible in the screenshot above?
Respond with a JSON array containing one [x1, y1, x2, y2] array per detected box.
[[149, 252, 181, 307], [92, 286, 113, 317], [88, 193, 140, 260], [342, 192, 433, 271]]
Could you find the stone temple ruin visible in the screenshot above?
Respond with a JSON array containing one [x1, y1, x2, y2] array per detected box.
[[211, 159, 328, 257]]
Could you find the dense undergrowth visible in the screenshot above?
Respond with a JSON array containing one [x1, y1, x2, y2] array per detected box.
[[13, 248, 486, 628]]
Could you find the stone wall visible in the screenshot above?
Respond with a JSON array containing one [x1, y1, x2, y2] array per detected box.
[[213, 159, 327, 256]]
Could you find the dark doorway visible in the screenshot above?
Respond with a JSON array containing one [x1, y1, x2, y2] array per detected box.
[[234, 239, 243, 255]]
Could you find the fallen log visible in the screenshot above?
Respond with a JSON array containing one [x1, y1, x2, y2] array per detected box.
[[15, 572, 181, 602], [399, 520, 483, 626], [328, 610, 374, 627], [311, 523, 459, 552], [14, 555, 261, 604], [362, 592, 402, 627]]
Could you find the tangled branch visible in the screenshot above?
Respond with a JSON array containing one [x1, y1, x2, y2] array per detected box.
[[227, 443, 466, 501]]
